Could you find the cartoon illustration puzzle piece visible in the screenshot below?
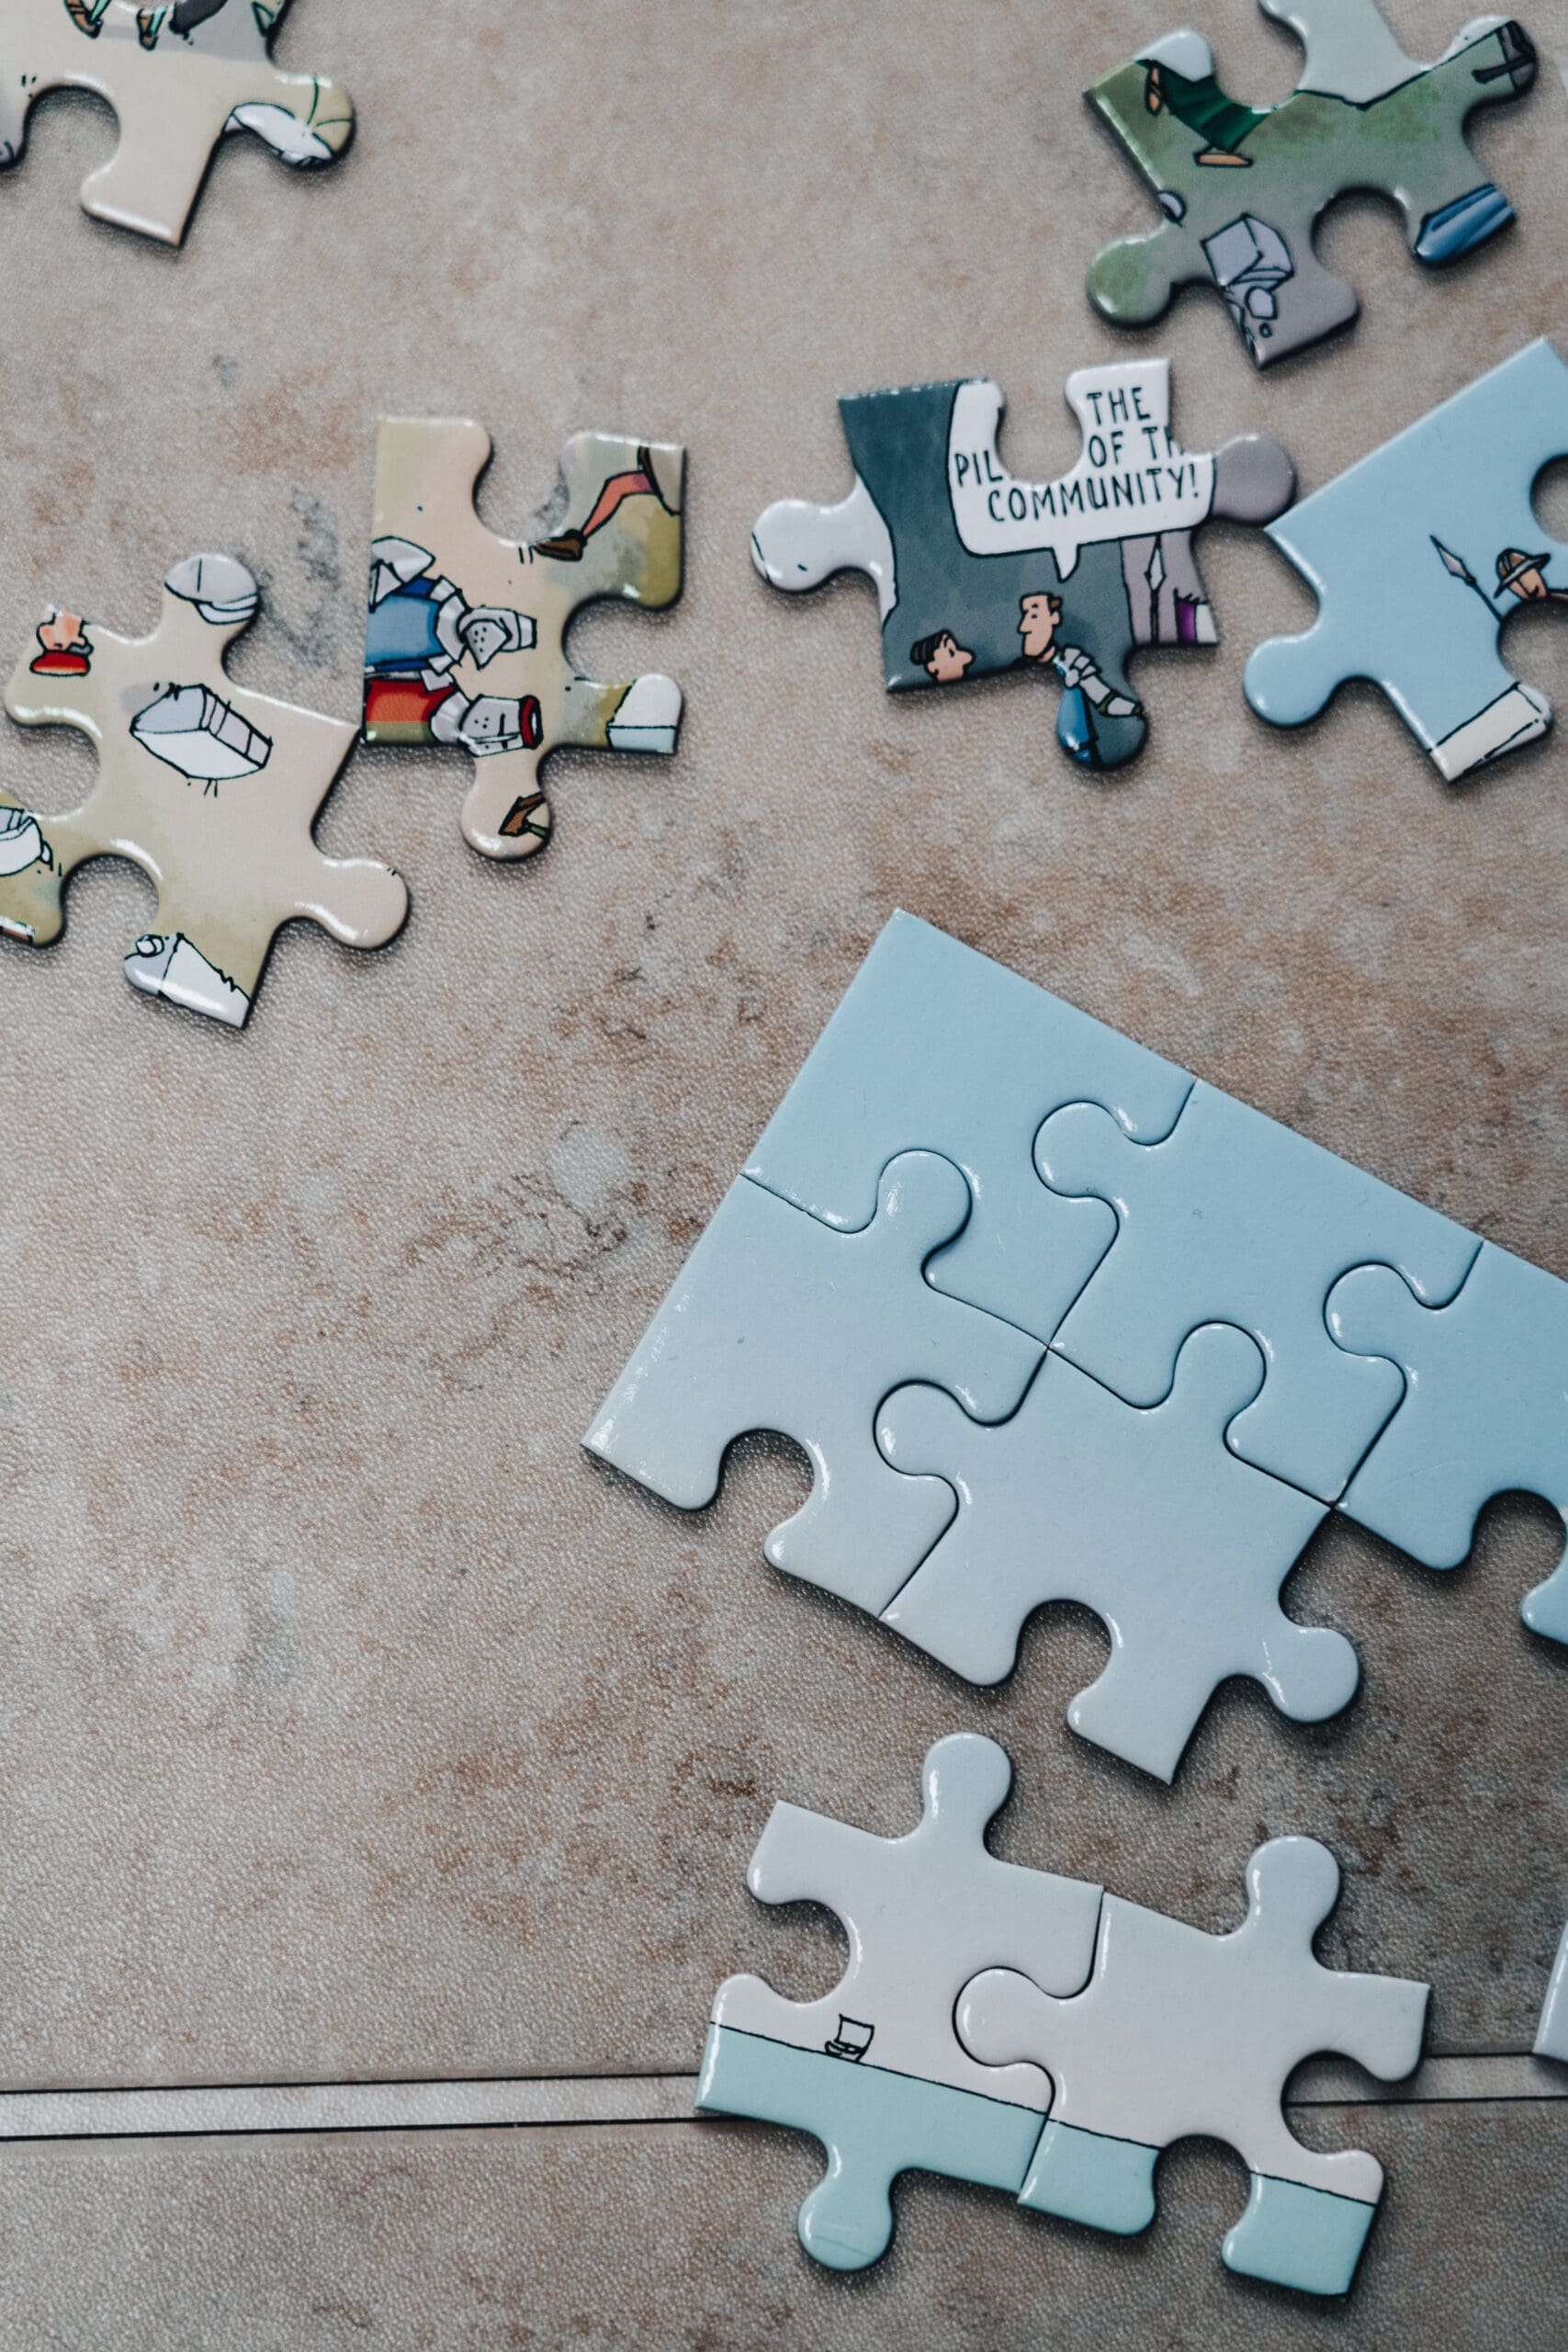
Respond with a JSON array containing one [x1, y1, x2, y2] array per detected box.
[[0, 553, 407, 1027], [961, 1838, 1428, 2296], [876, 1328, 1353, 1781], [1037, 1081, 1476, 1502], [1327, 1243, 1568, 1644], [698, 1734, 1102, 2270], [364, 418, 683, 861], [0, 0, 353, 243], [750, 360, 1292, 771], [1087, 3, 1537, 368], [1247, 339, 1568, 783], [583, 1155, 1041, 1611], [746, 910, 1192, 1344]]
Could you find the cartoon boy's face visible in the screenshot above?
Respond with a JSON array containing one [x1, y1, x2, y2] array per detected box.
[[924, 631, 974, 684], [38, 610, 89, 657], [1018, 593, 1063, 663]]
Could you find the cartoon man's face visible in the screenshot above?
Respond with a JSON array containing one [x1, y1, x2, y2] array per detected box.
[[924, 631, 974, 684], [1018, 593, 1063, 664], [1508, 564, 1550, 603]]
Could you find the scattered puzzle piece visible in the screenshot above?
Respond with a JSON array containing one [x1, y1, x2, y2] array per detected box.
[[1087, 3, 1537, 368], [750, 359, 1291, 770], [1037, 1082, 1477, 1502], [1246, 338, 1568, 782], [960, 1837, 1428, 2295], [698, 1734, 1102, 2270], [875, 1328, 1351, 1781], [1537, 1918, 1568, 2064], [582, 1155, 1041, 1611], [364, 418, 683, 861], [0, 0, 353, 243], [746, 910, 1191, 1343], [1327, 1243, 1568, 1644], [1, 553, 407, 1027]]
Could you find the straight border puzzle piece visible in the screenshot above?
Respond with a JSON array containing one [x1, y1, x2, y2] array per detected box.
[[961, 1837, 1428, 2296], [1, 552, 407, 1028], [1, 0, 353, 243], [364, 417, 683, 861], [582, 1154, 1041, 1611], [750, 360, 1291, 771], [698, 1734, 1101, 2270], [1246, 338, 1568, 783], [1086, 3, 1537, 368]]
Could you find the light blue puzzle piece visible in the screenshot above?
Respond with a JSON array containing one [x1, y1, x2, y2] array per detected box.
[[1018, 2116, 1157, 2234], [876, 1328, 1351, 1781], [583, 1152, 1041, 1611], [1246, 340, 1568, 782], [1327, 1243, 1568, 1645], [1536, 1920, 1568, 2064], [745, 910, 1192, 1344], [1037, 1082, 1477, 1502], [696, 2025, 1045, 2271], [1223, 2171, 1378, 2297]]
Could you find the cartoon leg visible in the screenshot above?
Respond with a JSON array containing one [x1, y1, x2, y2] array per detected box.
[[544, 433, 684, 606], [457, 746, 555, 862], [558, 672, 683, 760], [0, 795, 80, 947], [534, 447, 666, 562], [221, 67, 355, 172]]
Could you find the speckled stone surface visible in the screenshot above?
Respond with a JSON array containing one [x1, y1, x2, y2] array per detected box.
[[1, 0, 1565, 2341]]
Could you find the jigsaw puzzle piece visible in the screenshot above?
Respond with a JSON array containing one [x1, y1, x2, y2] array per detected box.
[[961, 1837, 1428, 2295], [583, 1154, 1042, 1610], [364, 417, 683, 860], [1536, 1919, 1568, 2064], [1247, 337, 1568, 781], [1037, 1082, 1477, 1501], [751, 363, 1290, 770], [1, 0, 353, 243], [699, 1734, 1101, 2269], [2, 553, 406, 1026], [745, 911, 1192, 1345], [1327, 1245, 1568, 1644], [876, 1328, 1351, 1781]]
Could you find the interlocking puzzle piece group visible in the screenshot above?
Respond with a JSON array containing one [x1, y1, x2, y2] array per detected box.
[[750, 359, 1292, 771], [0, 553, 406, 1027], [1247, 338, 1568, 783], [0, 0, 353, 243], [699, 1735, 1426, 2294], [1087, 0, 1537, 367], [364, 419, 684, 861], [589, 913, 1568, 1781]]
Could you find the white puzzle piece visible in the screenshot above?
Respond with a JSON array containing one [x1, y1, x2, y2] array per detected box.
[[583, 1155, 1041, 1611], [1536, 1918, 1568, 2064], [875, 1328, 1352, 1781]]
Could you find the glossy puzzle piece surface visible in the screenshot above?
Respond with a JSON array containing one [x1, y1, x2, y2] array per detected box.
[[875, 1329, 1350, 1781], [960, 1838, 1428, 2296], [750, 360, 1292, 771], [1537, 1919, 1568, 2064], [1328, 1243, 1568, 1644], [1087, 2, 1537, 368], [698, 1735, 1102, 2270], [1247, 339, 1568, 783], [1, 553, 407, 1028], [583, 1155, 1041, 1611], [1037, 1081, 1477, 1502], [364, 418, 683, 861], [0, 0, 353, 243]]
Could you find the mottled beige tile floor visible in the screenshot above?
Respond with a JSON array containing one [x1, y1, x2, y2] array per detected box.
[[1, 0, 1566, 2341]]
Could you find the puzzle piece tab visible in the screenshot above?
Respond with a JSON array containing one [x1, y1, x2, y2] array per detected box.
[[1328, 1243, 1568, 1644], [364, 418, 683, 861], [699, 1735, 1101, 2269], [583, 1156, 1041, 1611], [0, 0, 353, 243], [1247, 339, 1568, 783], [876, 1329, 1350, 1781], [961, 1838, 1428, 2295], [1087, 4, 1537, 368], [1, 554, 406, 1028], [750, 360, 1291, 771]]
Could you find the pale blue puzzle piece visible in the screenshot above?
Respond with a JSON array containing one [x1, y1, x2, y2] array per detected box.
[[876, 1327, 1351, 1781], [1036, 1082, 1477, 1501], [583, 1151, 1041, 1612], [746, 910, 1192, 1344], [1222, 2171, 1379, 2298], [1327, 1243, 1568, 1645], [1246, 340, 1568, 783]]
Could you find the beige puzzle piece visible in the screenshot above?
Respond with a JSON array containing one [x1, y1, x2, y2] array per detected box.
[[364, 420, 684, 860], [0, 0, 353, 243], [1, 553, 407, 1028]]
